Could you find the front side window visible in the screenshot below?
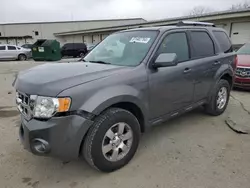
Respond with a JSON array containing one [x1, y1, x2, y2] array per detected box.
[[237, 43, 250, 55], [7, 46, 16, 50], [190, 31, 215, 58], [156, 32, 189, 62], [84, 31, 159, 67]]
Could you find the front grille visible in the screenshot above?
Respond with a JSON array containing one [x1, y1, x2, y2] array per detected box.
[[235, 67, 250, 78], [16, 91, 33, 120]]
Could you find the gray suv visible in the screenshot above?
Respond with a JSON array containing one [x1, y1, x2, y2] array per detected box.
[[13, 21, 236, 172]]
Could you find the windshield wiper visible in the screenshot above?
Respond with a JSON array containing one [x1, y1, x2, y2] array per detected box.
[[89, 60, 111, 64]]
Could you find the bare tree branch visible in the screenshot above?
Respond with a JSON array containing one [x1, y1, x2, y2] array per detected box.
[[229, 1, 250, 10], [188, 6, 213, 16]]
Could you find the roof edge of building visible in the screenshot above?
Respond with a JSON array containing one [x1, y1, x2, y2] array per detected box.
[[55, 8, 250, 36], [0, 17, 146, 26]]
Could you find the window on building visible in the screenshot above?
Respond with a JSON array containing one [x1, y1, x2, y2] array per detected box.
[[0, 32, 1, 36], [35, 31, 39, 36], [0, 46, 6, 50], [190, 31, 215, 58], [7, 46, 16, 50], [213, 31, 233, 53], [156, 32, 189, 62]]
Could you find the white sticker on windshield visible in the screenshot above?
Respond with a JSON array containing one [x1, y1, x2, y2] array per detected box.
[[130, 37, 151, 43]]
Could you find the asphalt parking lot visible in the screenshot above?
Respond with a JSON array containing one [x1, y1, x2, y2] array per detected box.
[[1, 60, 250, 188]]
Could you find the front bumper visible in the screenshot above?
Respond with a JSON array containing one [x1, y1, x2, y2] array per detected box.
[[19, 114, 93, 161], [234, 76, 250, 89]]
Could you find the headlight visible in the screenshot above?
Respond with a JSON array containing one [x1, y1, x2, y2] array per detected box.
[[33, 96, 71, 118]]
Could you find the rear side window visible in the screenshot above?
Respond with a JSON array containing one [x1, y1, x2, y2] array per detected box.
[[190, 31, 215, 58], [0, 46, 5, 50], [63, 44, 73, 49], [7, 46, 16, 50], [213, 31, 232, 53], [157, 32, 189, 62]]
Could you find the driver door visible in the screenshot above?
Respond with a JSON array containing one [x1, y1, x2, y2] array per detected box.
[[148, 31, 195, 119]]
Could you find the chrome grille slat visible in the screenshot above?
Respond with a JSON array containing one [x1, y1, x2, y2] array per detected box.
[[16, 91, 32, 120], [235, 67, 250, 78]]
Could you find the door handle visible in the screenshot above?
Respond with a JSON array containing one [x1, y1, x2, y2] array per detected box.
[[183, 68, 191, 74], [213, 60, 221, 65]]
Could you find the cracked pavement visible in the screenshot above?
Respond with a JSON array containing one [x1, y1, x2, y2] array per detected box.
[[1, 61, 250, 188]]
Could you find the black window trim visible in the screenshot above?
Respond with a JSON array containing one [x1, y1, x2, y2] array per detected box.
[[7, 45, 17, 50], [212, 30, 233, 54], [149, 30, 191, 66], [0, 46, 6, 50], [187, 29, 216, 60]]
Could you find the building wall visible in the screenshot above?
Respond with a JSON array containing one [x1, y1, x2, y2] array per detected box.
[[0, 19, 145, 46], [59, 16, 250, 46], [59, 31, 114, 45]]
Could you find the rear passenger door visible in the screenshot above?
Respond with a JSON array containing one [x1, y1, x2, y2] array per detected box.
[[6, 45, 18, 59], [187, 30, 219, 102]]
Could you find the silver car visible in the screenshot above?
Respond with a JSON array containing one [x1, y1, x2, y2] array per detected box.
[[0, 44, 32, 61]]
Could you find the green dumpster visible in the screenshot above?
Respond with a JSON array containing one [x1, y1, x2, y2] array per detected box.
[[32, 39, 61, 61]]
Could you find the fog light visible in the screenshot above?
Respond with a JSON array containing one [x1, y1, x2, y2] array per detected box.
[[31, 139, 50, 154]]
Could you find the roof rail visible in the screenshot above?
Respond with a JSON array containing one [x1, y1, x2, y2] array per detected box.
[[177, 21, 215, 27]]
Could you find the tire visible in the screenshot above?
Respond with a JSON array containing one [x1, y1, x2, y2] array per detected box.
[[79, 52, 85, 57], [18, 54, 27, 61], [82, 108, 141, 172], [204, 79, 230, 116]]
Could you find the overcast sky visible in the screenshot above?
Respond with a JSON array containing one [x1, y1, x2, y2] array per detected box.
[[0, 0, 247, 23]]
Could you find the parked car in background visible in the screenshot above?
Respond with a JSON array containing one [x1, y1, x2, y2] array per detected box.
[[21, 44, 33, 49], [234, 43, 250, 89], [61, 43, 88, 58], [0, 45, 31, 61]]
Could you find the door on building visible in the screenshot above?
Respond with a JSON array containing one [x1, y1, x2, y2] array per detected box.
[[101, 34, 109, 41], [93, 35, 100, 43], [17, 38, 26, 46], [231, 22, 250, 45], [7, 39, 16, 45]]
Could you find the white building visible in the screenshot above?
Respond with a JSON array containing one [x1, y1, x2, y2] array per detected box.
[[1, 8, 250, 47], [0, 18, 146, 46], [55, 8, 250, 47]]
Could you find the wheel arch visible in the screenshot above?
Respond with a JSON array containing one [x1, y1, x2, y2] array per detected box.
[[18, 53, 27, 60]]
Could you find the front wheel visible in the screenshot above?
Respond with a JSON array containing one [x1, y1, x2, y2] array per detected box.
[[204, 79, 230, 116], [82, 108, 140, 172]]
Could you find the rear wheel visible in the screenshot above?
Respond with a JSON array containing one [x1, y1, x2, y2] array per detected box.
[[204, 79, 230, 116], [82, 108, 140, 172], [18, 54, 27, 61]]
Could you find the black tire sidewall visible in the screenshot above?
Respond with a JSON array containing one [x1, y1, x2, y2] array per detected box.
[[88, 109, 140, 172]]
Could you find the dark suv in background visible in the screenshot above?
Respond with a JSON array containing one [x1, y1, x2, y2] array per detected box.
[[61, 43, 88, 58], [14, 21, 236, 173]]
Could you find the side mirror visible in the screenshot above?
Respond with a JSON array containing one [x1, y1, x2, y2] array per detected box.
[[153, 53, 178, 68]]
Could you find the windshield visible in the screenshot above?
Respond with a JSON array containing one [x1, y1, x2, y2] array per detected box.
[[237, 43, 250, 55], [84, 30, 158, 66]]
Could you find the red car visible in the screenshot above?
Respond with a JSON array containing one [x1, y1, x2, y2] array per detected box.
[[234, 43, 250, 89]]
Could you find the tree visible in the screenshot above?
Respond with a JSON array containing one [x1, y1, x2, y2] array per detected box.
[[229, 1, 250, 10], [188, 6, 213, 16]]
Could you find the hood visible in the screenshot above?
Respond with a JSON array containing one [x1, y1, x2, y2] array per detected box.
[[237, 55, 250, 67], [14, 62, 128, 96]]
